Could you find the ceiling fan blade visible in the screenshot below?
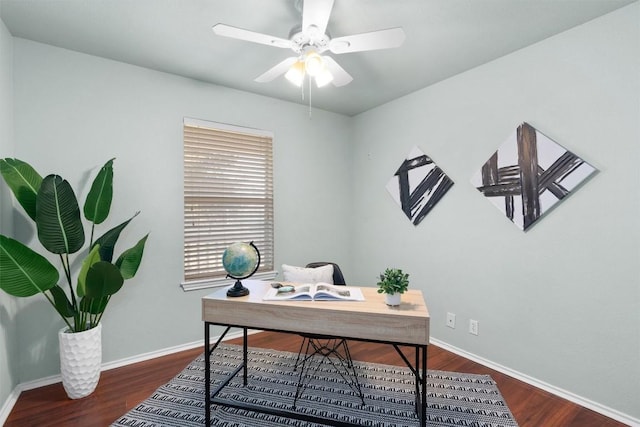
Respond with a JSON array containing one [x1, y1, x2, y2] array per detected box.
[[255, 57, 298, 83], [302, 0, 334, 36], [323, 56, 353, 87], [329, 27, 405, 54], [212, 24, 292, 49]]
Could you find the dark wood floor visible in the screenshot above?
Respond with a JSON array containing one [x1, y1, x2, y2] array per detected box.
[[5, 331, 625, 427]]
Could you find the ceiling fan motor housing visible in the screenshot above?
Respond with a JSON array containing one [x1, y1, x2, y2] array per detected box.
[[289, 24, 331, 54]]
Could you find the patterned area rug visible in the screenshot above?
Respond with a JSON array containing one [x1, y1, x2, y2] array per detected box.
[[112, 344, 518, 426]]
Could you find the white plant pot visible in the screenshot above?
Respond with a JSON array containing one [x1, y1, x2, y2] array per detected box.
[[58, 323, 102, 399], [385, 293, 402, 306]]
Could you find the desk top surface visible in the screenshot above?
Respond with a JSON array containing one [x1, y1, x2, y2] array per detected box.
[[202, 280, 429, 345]]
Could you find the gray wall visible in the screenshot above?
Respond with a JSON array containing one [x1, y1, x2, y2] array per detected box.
[[10, 37, 352, 381], [350, 3, 639, 419], [0, 16, 18, 412]]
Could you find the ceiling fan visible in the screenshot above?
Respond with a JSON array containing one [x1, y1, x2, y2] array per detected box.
[[212, 0, 405, 88]]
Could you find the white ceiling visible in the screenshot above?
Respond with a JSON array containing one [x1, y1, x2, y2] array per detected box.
[[1, 0, 635, 116]]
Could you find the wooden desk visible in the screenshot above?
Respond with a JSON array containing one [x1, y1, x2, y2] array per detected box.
[[202, 280, 430, 426]]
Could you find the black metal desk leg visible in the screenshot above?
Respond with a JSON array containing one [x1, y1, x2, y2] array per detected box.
[[204, 322, 211, 426], [421, 345, 427, 427], [414, 346, 420, 414], [243, 327, 248, 386]]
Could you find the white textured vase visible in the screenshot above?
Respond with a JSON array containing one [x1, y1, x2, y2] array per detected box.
[[385, 293, 402, 306], [58, 323, 102, 399]]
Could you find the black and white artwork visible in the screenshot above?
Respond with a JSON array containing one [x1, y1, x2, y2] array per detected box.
[[471, 122, 597, 231], [386, 146, 454, 226]]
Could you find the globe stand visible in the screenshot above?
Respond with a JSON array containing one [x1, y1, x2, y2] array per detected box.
[[226, 279, 250, 297]]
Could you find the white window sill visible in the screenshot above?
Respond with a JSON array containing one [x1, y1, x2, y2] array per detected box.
[[180, 270, 278, 292]]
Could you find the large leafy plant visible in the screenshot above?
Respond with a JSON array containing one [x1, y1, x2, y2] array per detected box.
[[0, 158, 148, 332]]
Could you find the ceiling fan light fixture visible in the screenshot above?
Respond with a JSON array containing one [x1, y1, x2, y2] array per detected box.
[[304, 51, 324, 76], [285, 60, 305, 86], [315, 68, 333, 88]]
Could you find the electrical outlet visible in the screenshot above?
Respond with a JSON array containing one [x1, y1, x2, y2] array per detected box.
[[446, 312, 456, 329], [469, 319, 479, 336]]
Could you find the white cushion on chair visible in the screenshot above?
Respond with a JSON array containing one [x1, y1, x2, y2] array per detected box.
[[282, 264, 334, 284]]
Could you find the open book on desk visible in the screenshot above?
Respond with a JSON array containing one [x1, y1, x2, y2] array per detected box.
[[263, 283, 365, 301]]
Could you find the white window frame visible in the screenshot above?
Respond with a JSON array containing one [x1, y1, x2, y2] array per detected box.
[[181, 118, 276, 291]]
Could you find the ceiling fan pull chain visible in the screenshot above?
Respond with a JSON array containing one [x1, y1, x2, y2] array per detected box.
[[308, 74, 313, 119]]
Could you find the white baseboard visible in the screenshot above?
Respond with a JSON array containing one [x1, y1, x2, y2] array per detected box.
[[430, 338, 639, 427], [0, 328, 258, 425], [100, 328, 262, 372], [0, 387, 21, 426]]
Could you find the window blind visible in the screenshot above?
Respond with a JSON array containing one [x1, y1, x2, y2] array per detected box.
[[183, 118, 275, 289]]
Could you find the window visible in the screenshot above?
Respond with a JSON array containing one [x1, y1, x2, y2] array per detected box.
[[182, 118, 275, 291]]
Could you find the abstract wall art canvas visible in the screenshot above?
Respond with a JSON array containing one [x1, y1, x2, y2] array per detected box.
[[386, 146, 454, 226], [471, 122, 597, 231]]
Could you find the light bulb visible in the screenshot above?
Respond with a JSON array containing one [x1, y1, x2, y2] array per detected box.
[[304, 51, 324, 77], [285, 60, 305, 87]]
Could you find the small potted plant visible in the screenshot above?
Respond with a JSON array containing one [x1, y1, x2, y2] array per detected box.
[[376, 268, 409, 306]]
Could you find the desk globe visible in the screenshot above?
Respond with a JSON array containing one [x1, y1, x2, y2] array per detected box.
[[222, 241, 260, 297]]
